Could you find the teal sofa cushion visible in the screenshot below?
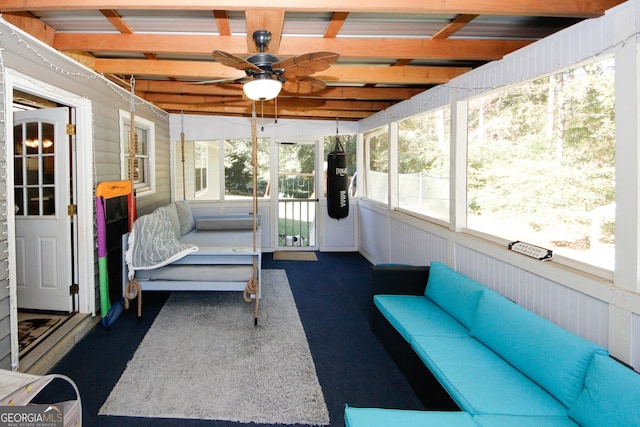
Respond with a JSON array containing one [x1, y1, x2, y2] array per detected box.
[[473, 415, 578, 427], [412, 335, 568, 416], [374, 295, 470, 342], [470, 290, 607, 407], [568, 353, 640, 427], [424, 262, 485, 329], [344, 406, 477, 427]]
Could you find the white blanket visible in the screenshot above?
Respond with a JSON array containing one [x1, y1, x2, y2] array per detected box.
[[126, 208, 198, 280]]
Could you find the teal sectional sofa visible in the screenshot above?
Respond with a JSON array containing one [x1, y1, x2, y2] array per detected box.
[[345, 262, 640, 426]]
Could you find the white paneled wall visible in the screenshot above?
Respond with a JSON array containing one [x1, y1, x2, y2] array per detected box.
[[389, 218, 448, 266], [358, 204, 390, 263], [455, 246, 609, 347]]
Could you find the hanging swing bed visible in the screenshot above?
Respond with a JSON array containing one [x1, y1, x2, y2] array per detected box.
[[110, 82, 262, 325]]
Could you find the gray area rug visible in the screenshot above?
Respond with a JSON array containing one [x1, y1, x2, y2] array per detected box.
[[99, 269, 329, 425]]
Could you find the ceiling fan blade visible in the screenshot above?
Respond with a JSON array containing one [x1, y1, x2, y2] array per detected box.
[[282, 76, 327, 94], [273, 52, 339, 79], [212, 50, 261, 72], [189, 77, 245, 85]]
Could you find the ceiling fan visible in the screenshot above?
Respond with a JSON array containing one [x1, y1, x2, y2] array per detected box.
[[206, 30, 339, 101]]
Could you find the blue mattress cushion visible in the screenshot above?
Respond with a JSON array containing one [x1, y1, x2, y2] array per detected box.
[[473, 415, 578, 427], [411, 335, 568, 416], [568, 353, 640, 427], [470, 290, 607, 408], [424, 262, 486, 329], [374, 294, 470, 342], [344, 406, 477, 427]]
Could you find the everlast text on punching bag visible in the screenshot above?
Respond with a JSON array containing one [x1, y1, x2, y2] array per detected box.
[[327, 136, 349, 219]]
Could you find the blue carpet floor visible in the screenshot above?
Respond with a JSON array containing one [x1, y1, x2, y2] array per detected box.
[[35, 252, 424, 426]]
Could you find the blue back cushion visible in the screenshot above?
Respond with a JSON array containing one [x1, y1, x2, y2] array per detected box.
[[569, 353, 640, 427], [470, 290, 607, 407], [425, 262, 485, 329]]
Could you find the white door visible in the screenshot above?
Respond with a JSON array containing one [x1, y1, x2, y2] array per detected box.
[[14, 107, 72, 312]]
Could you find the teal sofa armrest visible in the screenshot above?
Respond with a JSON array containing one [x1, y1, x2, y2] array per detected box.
[[345, 406, 476, 427], [568, 353, 640, 427], [371, 265, 429, 296]]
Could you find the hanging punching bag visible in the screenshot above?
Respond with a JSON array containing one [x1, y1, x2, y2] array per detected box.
[[327, 136, 349, 219]]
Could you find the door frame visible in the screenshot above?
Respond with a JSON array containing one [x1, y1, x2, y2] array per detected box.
[[273, 138, 321, 250], [5, 70, 95, 369]]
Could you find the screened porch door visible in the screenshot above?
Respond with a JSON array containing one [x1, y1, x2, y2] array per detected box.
[[277, 141, 318, 249]]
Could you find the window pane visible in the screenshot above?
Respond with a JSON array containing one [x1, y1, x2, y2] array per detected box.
[[27, 188, 39, 215], [224, 138, 270, 199], [176, 140, 221, 200], [398, 108, 450, 221], [364, 127, 389, 204], [26, 122, 38, 155], [467, 58, 615, 270], [42, 186, 55, 215], [123, 122, 150, 189], [195, 143, 208, 194], [14, 189, 24, 216]]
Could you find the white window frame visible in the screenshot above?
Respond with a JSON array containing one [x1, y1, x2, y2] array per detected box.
[[119, 109, 156, 195], [363, 125, 390, 206], [396, 106, 451, 223], [194, 142, 208, 195], [463, 57, 616, 273]]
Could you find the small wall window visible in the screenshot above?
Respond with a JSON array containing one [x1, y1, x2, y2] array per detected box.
[[466, 57, 615, 270], [194, 142, 208, 194], [120, 110, 155, 194], [398, 107, 450, 221], [364, 126, 389, 204], [224, 138, 270, 199]]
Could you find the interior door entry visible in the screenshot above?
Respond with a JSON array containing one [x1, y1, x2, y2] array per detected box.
[[14, 107, 72, 312]]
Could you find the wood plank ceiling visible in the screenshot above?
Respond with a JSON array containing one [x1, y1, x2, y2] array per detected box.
[[0, 1, 626, 121]]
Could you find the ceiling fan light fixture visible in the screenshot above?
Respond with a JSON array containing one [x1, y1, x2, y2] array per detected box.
[[243, 76, 282, 101]]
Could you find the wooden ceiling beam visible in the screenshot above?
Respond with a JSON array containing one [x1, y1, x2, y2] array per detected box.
[[0, 0, 623, 18], [432, 14, 479, 39], [317, 65, 471, 84], [93, 58, 469, 84], [54, 33, 530, 60], [213, 10, 231, 36], [134, 79, 424, 99], [100, 9, 158, 60], [145, 93, 394, 111], [245, 9, 285, 52], [155, 102, 371, 119], [2, 12, 56, 45], [279, 38, 530, 60], [324, 12, 349, 38], [100, 9, 133, 33]]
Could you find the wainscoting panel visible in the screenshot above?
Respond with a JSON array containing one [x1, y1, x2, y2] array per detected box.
[[359, 204, 390, 264], [455, 245, 609, 348], [632, 314, 640, 370], [389, 218, 448, 266]]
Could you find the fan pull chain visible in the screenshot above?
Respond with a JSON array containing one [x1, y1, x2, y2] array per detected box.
[[260, 100, 265, 131], [275, 97, 278, 124]]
